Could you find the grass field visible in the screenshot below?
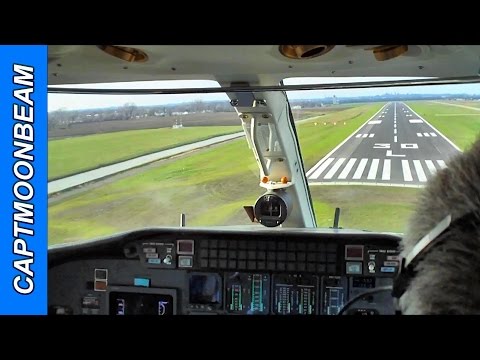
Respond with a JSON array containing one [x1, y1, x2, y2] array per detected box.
[[293, 104, 355, 120], [48, 137, 262, 243], [47, 100, 480, 245], [296, 103, 384, 169], [49, 103, 400, 244], [311, 186, 420, 233], [437, 100, 480, 109], [48, 125, 241, 180], [48, 112, 240, 139], [407, 101, 480, 151]]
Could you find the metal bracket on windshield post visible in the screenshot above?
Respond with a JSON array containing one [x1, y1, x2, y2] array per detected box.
[[228, 87, 316, 228]]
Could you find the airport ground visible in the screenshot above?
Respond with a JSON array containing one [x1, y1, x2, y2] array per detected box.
[[48, 101, 480, 244]]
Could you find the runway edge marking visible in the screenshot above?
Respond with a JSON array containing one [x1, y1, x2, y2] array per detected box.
[[305, 102, 390, 177], [402, 102, 462, 153]]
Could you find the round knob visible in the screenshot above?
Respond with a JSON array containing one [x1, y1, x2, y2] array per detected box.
[[163, 255, 172, 265]]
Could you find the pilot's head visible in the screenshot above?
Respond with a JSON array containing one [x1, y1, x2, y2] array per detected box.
[[398, 137, 480, 315]]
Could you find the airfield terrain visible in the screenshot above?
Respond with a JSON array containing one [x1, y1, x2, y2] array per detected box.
[[48, 101, 480, 244]]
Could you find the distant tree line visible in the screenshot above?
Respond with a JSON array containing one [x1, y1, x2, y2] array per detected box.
[[48, 93, 480, 130], [48, 100, 235, 129]]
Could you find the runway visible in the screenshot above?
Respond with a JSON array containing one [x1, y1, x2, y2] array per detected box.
[[306, 102, 461, 187]]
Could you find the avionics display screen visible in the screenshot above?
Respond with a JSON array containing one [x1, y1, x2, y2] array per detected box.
[[189, 273, 221, 305], [109, 292, 174, 315]]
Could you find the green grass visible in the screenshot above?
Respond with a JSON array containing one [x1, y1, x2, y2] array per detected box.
[[407, 101, 480, 151], [441, 100, 480, 108], [296, 103, 384, 169], [48, 126, 241, 180], [311, 186, 421, 233], [48, 102, 416, 245], [48, 138, 263, 244]]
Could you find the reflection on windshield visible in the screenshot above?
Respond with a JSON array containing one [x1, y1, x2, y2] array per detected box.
[[48, 80, 480, 245]]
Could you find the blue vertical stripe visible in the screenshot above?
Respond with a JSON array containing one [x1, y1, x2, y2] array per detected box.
[[0, 45, 47, 315]]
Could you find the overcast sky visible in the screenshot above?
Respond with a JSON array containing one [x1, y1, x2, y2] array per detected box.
[[48, 77, 480, 112]]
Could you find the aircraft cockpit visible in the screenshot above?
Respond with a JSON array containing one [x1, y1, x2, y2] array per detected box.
[[47, 45, 480, 315]]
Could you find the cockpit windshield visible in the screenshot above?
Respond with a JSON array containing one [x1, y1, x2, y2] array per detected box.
[[48, 78, 480, 245]]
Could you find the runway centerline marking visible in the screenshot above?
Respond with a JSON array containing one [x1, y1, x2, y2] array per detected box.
[[307, 101, 459, 186], [305, 103, 390, 177]]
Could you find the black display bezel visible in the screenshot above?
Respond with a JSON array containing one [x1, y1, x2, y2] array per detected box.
[[188, 272, 223, 310], [107, 285, 177, 315]]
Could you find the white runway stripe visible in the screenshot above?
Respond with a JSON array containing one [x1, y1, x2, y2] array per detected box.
[[356, 133, 374, 138], [423, 132, 430, 137], [403, 103, 461, 152], [305, 103, 391, 177], [310, 158, 448, 182], [352, 158, 368, 179], [382, 159, 391, 180], [430, 133, 437, 137], [309, 158, 335, 179], [417, 133, 423, 137], [413, 160, 427, 182], [402, 160, 413, 182], [368, 120, 382, 125], [367, 159, 379, 180], [425, 160, 437, 175], [409, 119, 423, 123], [324, 158, 346, 179], [437, 160, 447, 169], [338, 158, 357, 179], [394, 136, 398, 143]]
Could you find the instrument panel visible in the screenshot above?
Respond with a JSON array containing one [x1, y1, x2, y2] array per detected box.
[[48, 228, 401, 315]]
